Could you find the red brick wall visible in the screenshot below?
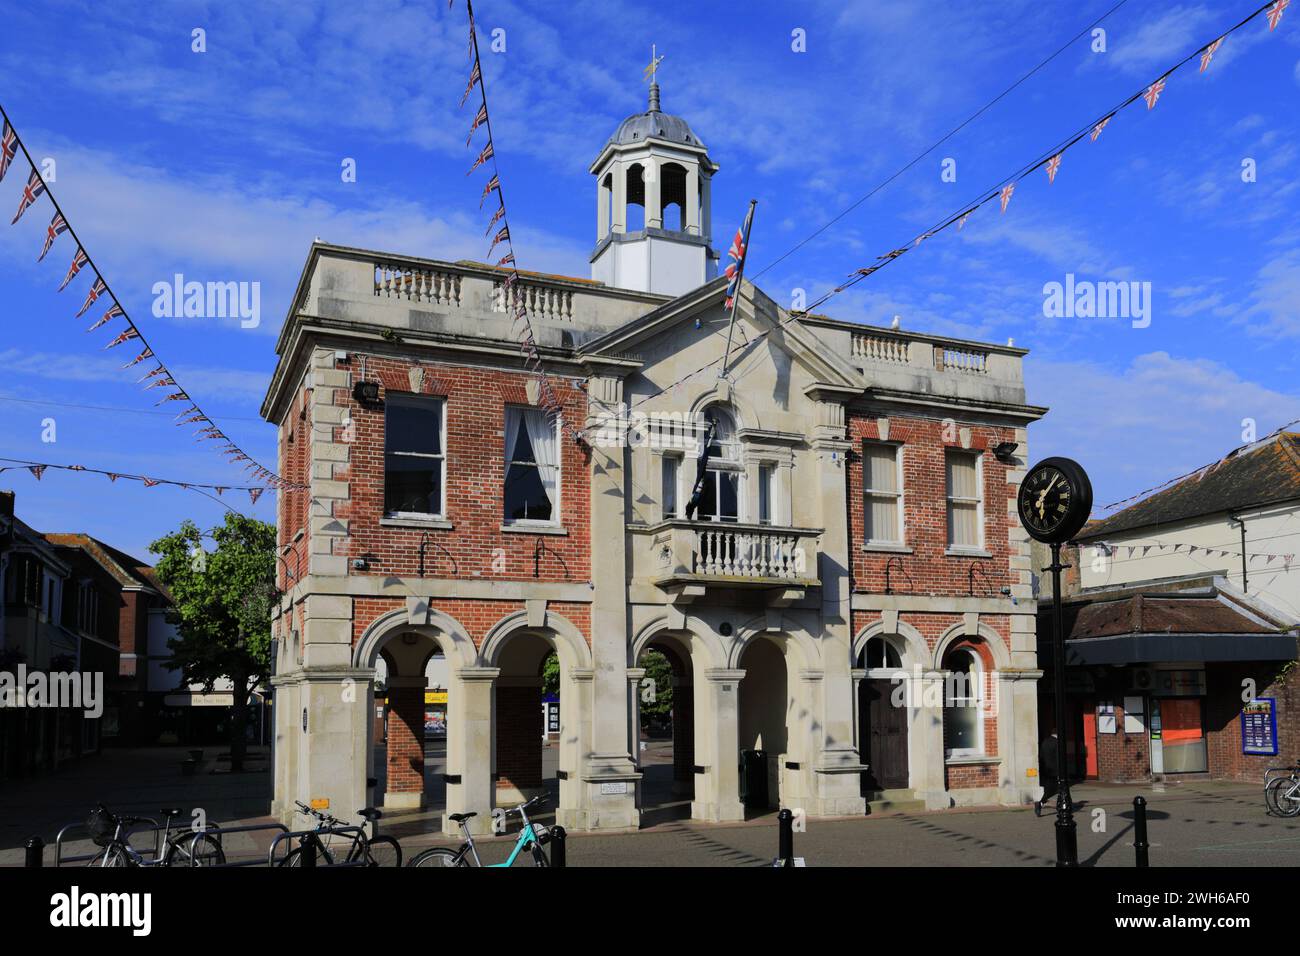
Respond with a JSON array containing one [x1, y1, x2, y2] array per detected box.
[[385, 686, 425, 793], [945, 761, 1000, 789], [329, 357, 591, 584], [1207, 663, 1300, 782], [1094, 699, 1151, 782], [496, 685, 542, 792], [277, 384, 311, 590], [352, 597, 591, 651], [846, 414, 1018, 596]]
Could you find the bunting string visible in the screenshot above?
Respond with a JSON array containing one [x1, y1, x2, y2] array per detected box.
[[452, 0, 582, 443], [0, 457, 273, 505], [792, 0, 1291, 318], [1092, 535, 1295, 570], [0, 102, 301, 491]]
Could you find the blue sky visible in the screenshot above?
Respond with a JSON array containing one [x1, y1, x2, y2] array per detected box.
[[0, 0, 1297, 560]]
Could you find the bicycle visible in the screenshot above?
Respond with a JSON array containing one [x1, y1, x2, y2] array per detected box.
[[85, 805, 225, 867], [407, 795, 552, 868], [276, 801, 402, 867], [1265, 760, 1300, 817]]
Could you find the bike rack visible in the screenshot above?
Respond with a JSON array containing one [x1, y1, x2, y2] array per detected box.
[[1263, 765, 1296, 786], [180, 822, 291, 868], [267, 825, 370, 867], [55, 816, 161, 867]]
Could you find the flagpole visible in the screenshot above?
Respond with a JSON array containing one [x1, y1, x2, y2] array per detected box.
[[719, 199, 757, 379]]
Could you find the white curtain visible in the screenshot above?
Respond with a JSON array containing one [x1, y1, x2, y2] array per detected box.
[[522, 407, 559, 509], [865, 445, 899, 542], [504, 406, 523, 469]]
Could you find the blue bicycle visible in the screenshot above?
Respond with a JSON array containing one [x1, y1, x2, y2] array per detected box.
[[408, 795, 552, 867]]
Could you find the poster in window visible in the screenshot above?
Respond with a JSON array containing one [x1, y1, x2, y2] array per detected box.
[[1097, 700, 1116, 735], [1123, 695, 1146, 734], [1242, 697, 1278, 756]]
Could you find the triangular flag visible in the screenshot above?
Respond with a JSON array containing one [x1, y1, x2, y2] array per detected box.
[[1143, 76, 1167, 111], [0, 121, 17, 184], [59, 248, 89, 291], [106, 473, 118, 483], [104, 327, 140, 350], [1267, 0, 1289, 31], [466, 103, 489, 146], [249, 487, 265, 505], [1045, 153, 1062, 184], [141, 477, 160, 487], [76, 278, 107, 317], [1199, 37, 1225, 73], [460, 61, 481, 108], [467, 141, 494, 175], [479, 174, 500, 209], [121, 347, 154, 369], [28, 464, 46, 480], [999, 182, 1015, 214], [11, 168, 46, 224], [87, 303, 125, 332], [1090, 115, 1113, 142]]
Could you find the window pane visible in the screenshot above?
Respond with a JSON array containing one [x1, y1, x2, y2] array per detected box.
[[696, 470, 718, 520], [718, 471, 739, 521], [949, 500, 978, 547], [385, 396, 443, 456], [946, 452, 977, 499], [662, 457, 678, 518], [384, 454, 442, 514], [867, 494, 898, 542], [865, 445, 897, 492], [758, 465, 772, 524], [504, 463, 553, 522]]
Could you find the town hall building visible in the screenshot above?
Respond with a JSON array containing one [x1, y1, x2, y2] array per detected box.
[[261, 82, 1048, 833]]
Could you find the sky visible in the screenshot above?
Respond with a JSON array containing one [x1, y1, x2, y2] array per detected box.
[[0, 0, 1296, 561]]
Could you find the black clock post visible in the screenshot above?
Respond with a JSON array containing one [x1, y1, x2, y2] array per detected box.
[[1017, 456, 1092, 868]]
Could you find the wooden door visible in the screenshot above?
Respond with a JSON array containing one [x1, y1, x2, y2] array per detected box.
[[1082, 709, 1099, 779], [859, 679, 909, 792]]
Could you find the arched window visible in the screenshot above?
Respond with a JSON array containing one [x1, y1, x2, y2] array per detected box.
[[861, 636, 902, 671], [943, 646, 984, 757], [626, 163, 646, 232], [695, 405, 740, 522]]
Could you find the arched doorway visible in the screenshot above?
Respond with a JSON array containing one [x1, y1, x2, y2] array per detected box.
[[493, 631, 558, 813], [737, 636, 790, 817], [364, 629, 445, 813], [857, 635, 909, 793], [633, 637, 694, 825]]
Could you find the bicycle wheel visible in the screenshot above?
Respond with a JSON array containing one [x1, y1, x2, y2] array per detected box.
[[278, 842, 333, 866], [408, 847, 467, 868], [165, 833, 226, 867], [365, 835, 402, 867], [87, 845, 131, 867], [1268, 777, 1300, 817]]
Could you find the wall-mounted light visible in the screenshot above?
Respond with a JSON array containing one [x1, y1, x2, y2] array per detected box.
[[351, 557, 369, 571], [352, 380, 380, 405], [993, 441, 1019, 463]]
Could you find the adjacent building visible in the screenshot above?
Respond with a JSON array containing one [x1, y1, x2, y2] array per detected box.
[[263, 84, 1048, 832]]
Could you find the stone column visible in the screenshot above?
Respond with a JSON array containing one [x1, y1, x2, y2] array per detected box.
[[685, 165, 700, 236], [644, 158, 662, 229], [997, 669, 1043, 806], [910, 669, 950, 809], [557, 667, 594, 829], [444, 667, 496, 836], [692, 668, 746, 822], [672, 675, 694, 796], [581, 375, 640, 829], [611, 162, 627, 234], [597, 173, 610, 241]]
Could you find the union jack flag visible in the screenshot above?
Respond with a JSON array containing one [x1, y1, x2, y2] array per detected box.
[[0, 121, 17, 183], [1045, 153, 1062, 184], [87, 302, 124, 332], [1199, 37, 1225, 73], [76, 277, 108, 317], [105, 326, 140, 350], [1268, 0, 1289, 31], [461, 61, 481, 108], [58, 248, 89, 291], [487, 224, 510, 257], [723, 202, 755, 310], [468, 141, 494, 175], [466, 103, 488, 145], [479, 174, 501, 208], [999, 182, 1015, 214], [121, 346, 154, 369], [37, 212, 68, 262], [1143, 76, 1167, 111], [11, 168, 46, 224], [1091, 115, 1113, 142]]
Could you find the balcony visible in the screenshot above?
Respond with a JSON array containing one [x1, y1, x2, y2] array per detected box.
[[640, 520, 822, 601]]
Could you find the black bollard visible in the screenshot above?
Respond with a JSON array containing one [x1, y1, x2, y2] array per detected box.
[[777, 808, 794, 867], [550, 826, 566, 868], [301, 834, 317, 868], [1133, 795, 1149, 868], [25, 836, 43, 868]]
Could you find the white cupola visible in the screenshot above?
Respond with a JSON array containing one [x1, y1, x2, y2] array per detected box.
[[589, 77, 719, 296]]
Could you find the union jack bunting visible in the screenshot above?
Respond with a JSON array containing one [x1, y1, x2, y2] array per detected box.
[[468, 141, 494, 174], [957, 211, 972, 230], [1143, 76, 1166, 111], [496, 252, 515, 268], [723, 202, 755, 310], [1045, 153, 1062, 184], [121, 347, 153, 369], [466, 103, 488, 145], [37, 212, 68, 261], [76, 277, 107, 317], [87, 303, 125, 332], [479, 174, 501, 208], [104, 326, 139, 350], [58, 248, 89, 291], [11, 168, 46, 224], [1267, 0, 1289, 31], [487, 224, 509, 257], [1090, 115, 1113, 142], [461, 62, 481, 108], [1199, 37, 1225, 72], [999, 182, 1015, 214], [144, 376, 176, 390], [28, 465, 45, 480], [484, 205, 505, 234], [249, 487, 265, 506], [0, 121, 17, 183], [141, 478, 160, 488]]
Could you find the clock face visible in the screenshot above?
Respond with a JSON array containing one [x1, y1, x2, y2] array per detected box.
[[1017, 457, 1093, 543]]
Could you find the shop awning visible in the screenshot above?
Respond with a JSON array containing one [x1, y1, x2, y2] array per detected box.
[[1064, 631, 1298, 665]]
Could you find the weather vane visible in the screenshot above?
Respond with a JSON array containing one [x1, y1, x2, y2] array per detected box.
[[643, 44, 664, 85]]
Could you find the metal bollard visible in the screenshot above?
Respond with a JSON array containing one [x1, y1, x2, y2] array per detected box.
[[25, 836, 43, 868], [777, 808, 794, 867], [1133, 795, 1149, 868], [550, 826, 566, 868], [301, 834, 317, 868]]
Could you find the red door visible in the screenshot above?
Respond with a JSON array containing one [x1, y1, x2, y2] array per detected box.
[[1082, 710, 1099, 779]]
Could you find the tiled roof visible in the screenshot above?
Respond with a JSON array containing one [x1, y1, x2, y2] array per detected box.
[[1082, 432, 1300, 538], [43, 532, 170, 601]]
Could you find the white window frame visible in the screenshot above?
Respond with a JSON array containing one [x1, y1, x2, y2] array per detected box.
[[503, 404, 562, 527], [661, 453, 681, 520], [696, 406, 743, 523], [861, 635, 905, 677], [863, 442, 905, 546], [945, 449, 984, 552], [756, 462, 776, 526], [944, 647, 985, 758], [384, 395, 447, 520]]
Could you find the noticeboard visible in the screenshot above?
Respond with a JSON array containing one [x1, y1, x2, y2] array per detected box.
[[1241, 697, 1279, 756]]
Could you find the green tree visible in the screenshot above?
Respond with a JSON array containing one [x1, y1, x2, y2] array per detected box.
[[541, 651, 560, 697], [638, 648, 674, 733], [150, 513, 277, 772]]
